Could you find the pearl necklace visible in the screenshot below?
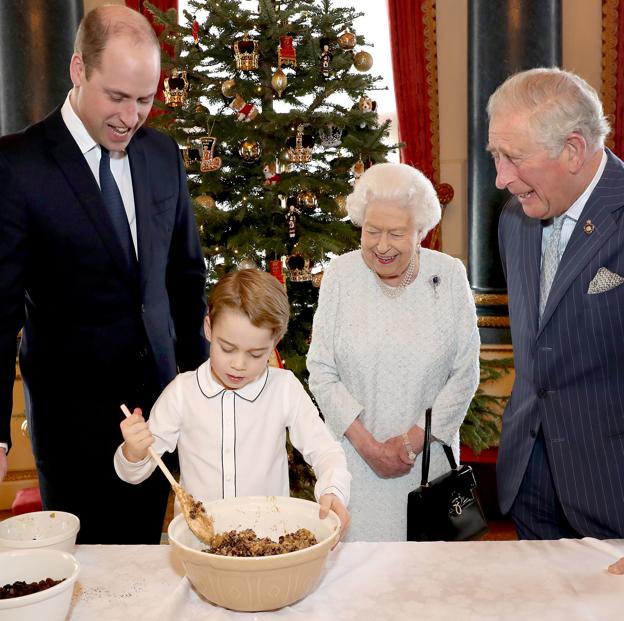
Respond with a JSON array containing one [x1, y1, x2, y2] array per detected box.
[[373, 251, 419, 299]]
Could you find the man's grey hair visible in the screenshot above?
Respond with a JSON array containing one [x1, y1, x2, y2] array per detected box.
[[487, 67, 611, 156]]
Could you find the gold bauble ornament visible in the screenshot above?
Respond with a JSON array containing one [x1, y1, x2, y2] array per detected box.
[[335, 195, 347, 215], [238, 256, 257, 270], [238, 139, 262, 162], [195, 194, 216, 210], [338, 29, 356, 50], [297, 189, 317, 210], [271, 68, 288, 97], [353, 50, 373, 72], [221, 78, 237, 98]]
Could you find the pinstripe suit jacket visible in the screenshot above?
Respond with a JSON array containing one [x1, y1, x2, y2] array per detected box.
[[497, 148, 624, 538]]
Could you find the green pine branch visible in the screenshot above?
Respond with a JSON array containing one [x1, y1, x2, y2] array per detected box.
[[460, 357, 513, 454]]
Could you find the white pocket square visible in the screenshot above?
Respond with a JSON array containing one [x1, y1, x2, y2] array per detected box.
[[587, 267, 624, 294]]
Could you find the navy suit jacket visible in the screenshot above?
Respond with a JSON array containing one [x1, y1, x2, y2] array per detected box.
[[0, 107, 208, 456], [497, 149, 624, 538]]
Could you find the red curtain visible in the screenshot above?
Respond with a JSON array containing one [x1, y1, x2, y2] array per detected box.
[[602, 0, 624, 157], [126, 0, 178, 110], [387, 0, 444, 249]]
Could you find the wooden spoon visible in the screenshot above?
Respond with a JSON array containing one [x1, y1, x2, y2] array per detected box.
[[120, 404, 214, 545]]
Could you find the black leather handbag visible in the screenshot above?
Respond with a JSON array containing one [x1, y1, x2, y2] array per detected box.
[[407, 408, 488, 541]]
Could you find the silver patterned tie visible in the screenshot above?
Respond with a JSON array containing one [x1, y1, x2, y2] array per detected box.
[[539, 215, 566, 318]]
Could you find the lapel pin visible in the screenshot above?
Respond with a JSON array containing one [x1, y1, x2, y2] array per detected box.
[[583, 219, 595, 235]]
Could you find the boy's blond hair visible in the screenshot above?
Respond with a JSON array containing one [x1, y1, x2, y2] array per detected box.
[[208, 269, 290, 342]]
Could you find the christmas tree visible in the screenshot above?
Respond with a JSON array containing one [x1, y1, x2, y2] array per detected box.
[[146, 0, 396, 380]]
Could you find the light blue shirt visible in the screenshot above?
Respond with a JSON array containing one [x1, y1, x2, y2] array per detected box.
[[540, 150, 607, 265]]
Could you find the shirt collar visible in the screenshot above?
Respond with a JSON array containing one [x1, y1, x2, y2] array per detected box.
[[564, 149, 608, 222], [60, 91, 127, 158], [60, 92, 98, 156], [196, 361, 270, 403]]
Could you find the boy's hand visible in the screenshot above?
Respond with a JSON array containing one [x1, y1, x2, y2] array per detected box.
[[319, 493, 350, 543], [608, 557, 624, 574], [120, 407, 153, 463]]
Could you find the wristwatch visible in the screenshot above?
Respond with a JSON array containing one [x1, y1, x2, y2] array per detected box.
[[402, 433, 417, 462]]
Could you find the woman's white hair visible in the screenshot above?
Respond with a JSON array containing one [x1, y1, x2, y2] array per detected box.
[[346, 162, 441, 234], [487, 67, 611, 156]]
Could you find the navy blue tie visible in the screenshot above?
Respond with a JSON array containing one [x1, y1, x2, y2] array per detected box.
[[99, 147, 135, 270]]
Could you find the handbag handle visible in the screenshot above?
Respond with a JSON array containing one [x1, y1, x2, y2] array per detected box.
[[420, 408, 458, 486]]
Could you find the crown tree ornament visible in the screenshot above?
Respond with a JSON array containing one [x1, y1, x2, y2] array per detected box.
[[145, 0, 396, 385], [163, 69, 189, 107], [233, 33, 259, 70]]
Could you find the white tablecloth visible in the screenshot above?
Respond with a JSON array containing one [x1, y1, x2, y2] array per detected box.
[[68, 539, 624, 620]]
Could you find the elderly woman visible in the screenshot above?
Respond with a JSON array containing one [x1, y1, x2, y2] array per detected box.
[[307, 162, 480, 541]]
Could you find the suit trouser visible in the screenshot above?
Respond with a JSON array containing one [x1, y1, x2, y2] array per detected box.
[[23, 336, 172, 545], [509, 428, 581, 540]]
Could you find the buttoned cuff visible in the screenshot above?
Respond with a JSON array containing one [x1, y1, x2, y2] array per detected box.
[[317, 485, 348, 508]]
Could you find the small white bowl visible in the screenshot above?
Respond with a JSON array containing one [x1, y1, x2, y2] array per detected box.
[[168, 495, 341, 612], [0, 548, 80, 621], [0, 511, 80, 552]]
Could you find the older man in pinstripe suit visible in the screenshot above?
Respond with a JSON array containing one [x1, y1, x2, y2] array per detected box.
[[487, 68, 624, 572]]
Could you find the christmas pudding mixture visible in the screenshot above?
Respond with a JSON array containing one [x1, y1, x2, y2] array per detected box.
[[0, 578, 65, 599], [205, 528, 317, 556]]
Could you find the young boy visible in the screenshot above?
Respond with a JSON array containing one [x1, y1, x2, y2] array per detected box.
[[114, 269, 351, 537]]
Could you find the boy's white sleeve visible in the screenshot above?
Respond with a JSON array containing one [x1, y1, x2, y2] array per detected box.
[[113, 379, 183, 484], [286, 374, 351, 506]]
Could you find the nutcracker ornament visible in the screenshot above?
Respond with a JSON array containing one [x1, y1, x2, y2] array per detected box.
[[285, 201, 301, 240], [163, 69, 189, 107], [192, 18, 200, 47], [319, 41, 333, 79], [230, 94, 259, 122]]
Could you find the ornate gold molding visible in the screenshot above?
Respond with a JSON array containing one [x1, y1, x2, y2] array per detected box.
[[477, 316, 510, 328], [422, 0, 442, 250], [473, 293, 509, 306], [602, 0, 618, 151], [4, 470, 38, 482], [422, 0, 440, 182]]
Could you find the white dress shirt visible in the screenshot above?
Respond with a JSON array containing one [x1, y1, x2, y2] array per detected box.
[[60, 93, 138, 255], [114, 361, 351, 515]]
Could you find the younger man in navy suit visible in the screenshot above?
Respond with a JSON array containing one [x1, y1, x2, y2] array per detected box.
[[0, 5, 208, 543]]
